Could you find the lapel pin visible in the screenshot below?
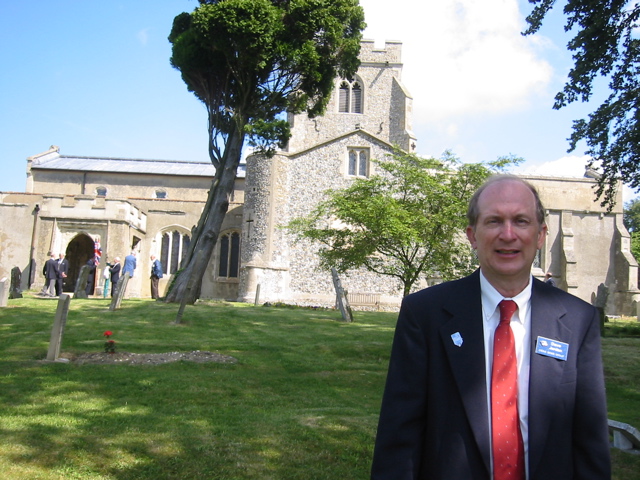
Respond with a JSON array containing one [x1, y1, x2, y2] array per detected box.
[[451, 332, 463, 347]]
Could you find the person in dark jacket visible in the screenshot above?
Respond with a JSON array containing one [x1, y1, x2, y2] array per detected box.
[[85, 257, 97, 296], [150, 254, 163, 299], [41, 252, 59, 297], [55, 253, 69, 296], [108, 257, 121, 297], [371, 175, 610, 480]]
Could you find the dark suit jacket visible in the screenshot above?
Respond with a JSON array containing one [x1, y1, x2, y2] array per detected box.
[[43, 258, 59, 280], [58, 258, 69, 277], [371, 270, 610, 480], [109, 263, 121, 285]]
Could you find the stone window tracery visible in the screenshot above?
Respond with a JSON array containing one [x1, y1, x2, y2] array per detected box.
[[160, 229, 190, 275], [338, 78, 363, 113], [218, 231, 240, 278], [347, 148, 369, 177]]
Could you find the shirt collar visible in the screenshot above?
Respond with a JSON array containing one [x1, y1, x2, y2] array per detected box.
[[479, 271, 532, 325]]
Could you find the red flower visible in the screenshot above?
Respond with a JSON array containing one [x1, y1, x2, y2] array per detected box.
[[104, 331, 113, 337]]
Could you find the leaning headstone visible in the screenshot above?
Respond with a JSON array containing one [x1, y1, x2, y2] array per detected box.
[[46, 294, 71, 361], [594, 283, 609, 337], [254, 284, 261, 306], [109, 272, 130, 311], [331, 267, 353, 323], [74, 265, 91, 299], [9, 267, 23, 299], [0, 278, 9, 307]]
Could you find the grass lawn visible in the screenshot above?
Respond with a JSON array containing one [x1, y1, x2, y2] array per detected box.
[[0, 295, 638, 479]]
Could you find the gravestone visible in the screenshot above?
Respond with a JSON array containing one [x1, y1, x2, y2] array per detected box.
[[331, 267, 353, 322], [9, 267, 23, 299], [594, 283, 609, 336], [254, 284, 261, 306], [46, 294, 71, 361], [0, 278, 9, 307], [608, 419, 640, 453], [74, 265, 91, 299], [109, 272, 130, 311]]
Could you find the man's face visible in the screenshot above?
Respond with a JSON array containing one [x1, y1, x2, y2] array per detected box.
[[466, 179, 547, 295]]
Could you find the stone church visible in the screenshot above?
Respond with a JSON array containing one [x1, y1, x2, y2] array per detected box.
[[0, 40, 637, 314]]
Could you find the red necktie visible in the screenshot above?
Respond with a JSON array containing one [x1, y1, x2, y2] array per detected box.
[[492, 300, 525, 480]]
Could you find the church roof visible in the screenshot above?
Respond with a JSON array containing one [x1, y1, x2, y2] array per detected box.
[[29, 148, 246, 178]]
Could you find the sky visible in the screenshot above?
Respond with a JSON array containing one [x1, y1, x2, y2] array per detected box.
[[0, 1, 635, 202]]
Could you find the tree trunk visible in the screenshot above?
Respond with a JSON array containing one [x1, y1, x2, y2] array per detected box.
[[164, 129, 245, 304]]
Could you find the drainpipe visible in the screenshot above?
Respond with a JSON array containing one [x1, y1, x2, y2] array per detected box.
[[28, 204, 40, 287]]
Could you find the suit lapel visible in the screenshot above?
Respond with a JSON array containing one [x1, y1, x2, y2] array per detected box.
[[439, 273, 492, 474], [527, 281, 570, 478]]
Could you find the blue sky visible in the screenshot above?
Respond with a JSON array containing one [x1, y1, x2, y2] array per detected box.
[[0, 1, 633, 201]]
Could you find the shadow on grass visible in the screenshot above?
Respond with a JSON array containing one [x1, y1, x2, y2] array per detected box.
[[0, 297, 395, 479]]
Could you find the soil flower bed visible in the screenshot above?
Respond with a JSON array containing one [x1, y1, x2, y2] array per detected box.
[[61, 350, 238, 366]]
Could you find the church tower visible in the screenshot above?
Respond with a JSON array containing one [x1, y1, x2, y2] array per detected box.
[[239, 41, 417, 306]]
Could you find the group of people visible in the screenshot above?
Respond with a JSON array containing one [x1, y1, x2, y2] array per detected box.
[[103, 252, 136, 298], [40, 252, 69, 297], [43, 250, 163, 299]]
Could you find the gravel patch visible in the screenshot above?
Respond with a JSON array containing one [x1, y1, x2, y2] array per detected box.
[[61, 351, 238, 365]]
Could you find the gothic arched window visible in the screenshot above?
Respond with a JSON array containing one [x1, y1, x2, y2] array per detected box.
[[218, 231, 240, 278], [160, 229, 190, 274], [338, 78, 363, 113]]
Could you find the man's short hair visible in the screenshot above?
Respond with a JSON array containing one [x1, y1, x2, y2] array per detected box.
[[466, 174, 546, 228]]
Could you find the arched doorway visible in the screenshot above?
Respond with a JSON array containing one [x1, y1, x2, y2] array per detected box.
[[65, 234, 95, 293]]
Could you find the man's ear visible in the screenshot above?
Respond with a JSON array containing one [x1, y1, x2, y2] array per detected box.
[[466, 225, 477, 249], [536, 224, 548, 250]]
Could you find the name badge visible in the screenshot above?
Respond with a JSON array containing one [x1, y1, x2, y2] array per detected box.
[[535, 336, 569, 361]]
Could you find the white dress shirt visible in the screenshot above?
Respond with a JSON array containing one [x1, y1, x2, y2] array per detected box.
[[480, 271, 531, 479]]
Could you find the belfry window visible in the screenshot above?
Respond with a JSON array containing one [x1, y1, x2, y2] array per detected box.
[[348, 148, 369, 177], [338, 78, 363, 113], [218, 231, 240, 278]]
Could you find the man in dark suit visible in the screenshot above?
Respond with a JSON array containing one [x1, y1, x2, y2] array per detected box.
[[84, 257, 97, 296], [41, 252, 59, 297], [55, 253, 69, 296], [108, 257, 121, 297], [371, 175, 610, 479]]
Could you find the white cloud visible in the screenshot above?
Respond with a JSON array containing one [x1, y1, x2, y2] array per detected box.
[[137, 28, 150, 46], [360, 0, 553, 120], [517, 154, 590, 178]]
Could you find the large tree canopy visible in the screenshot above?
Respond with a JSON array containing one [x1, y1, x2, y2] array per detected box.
[[288, 149, 517, 297], [524, 0, 640, 210], [166, 0, 365, 304]]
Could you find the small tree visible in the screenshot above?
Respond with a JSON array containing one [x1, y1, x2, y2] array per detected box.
[[288, 149, 516, 297]]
